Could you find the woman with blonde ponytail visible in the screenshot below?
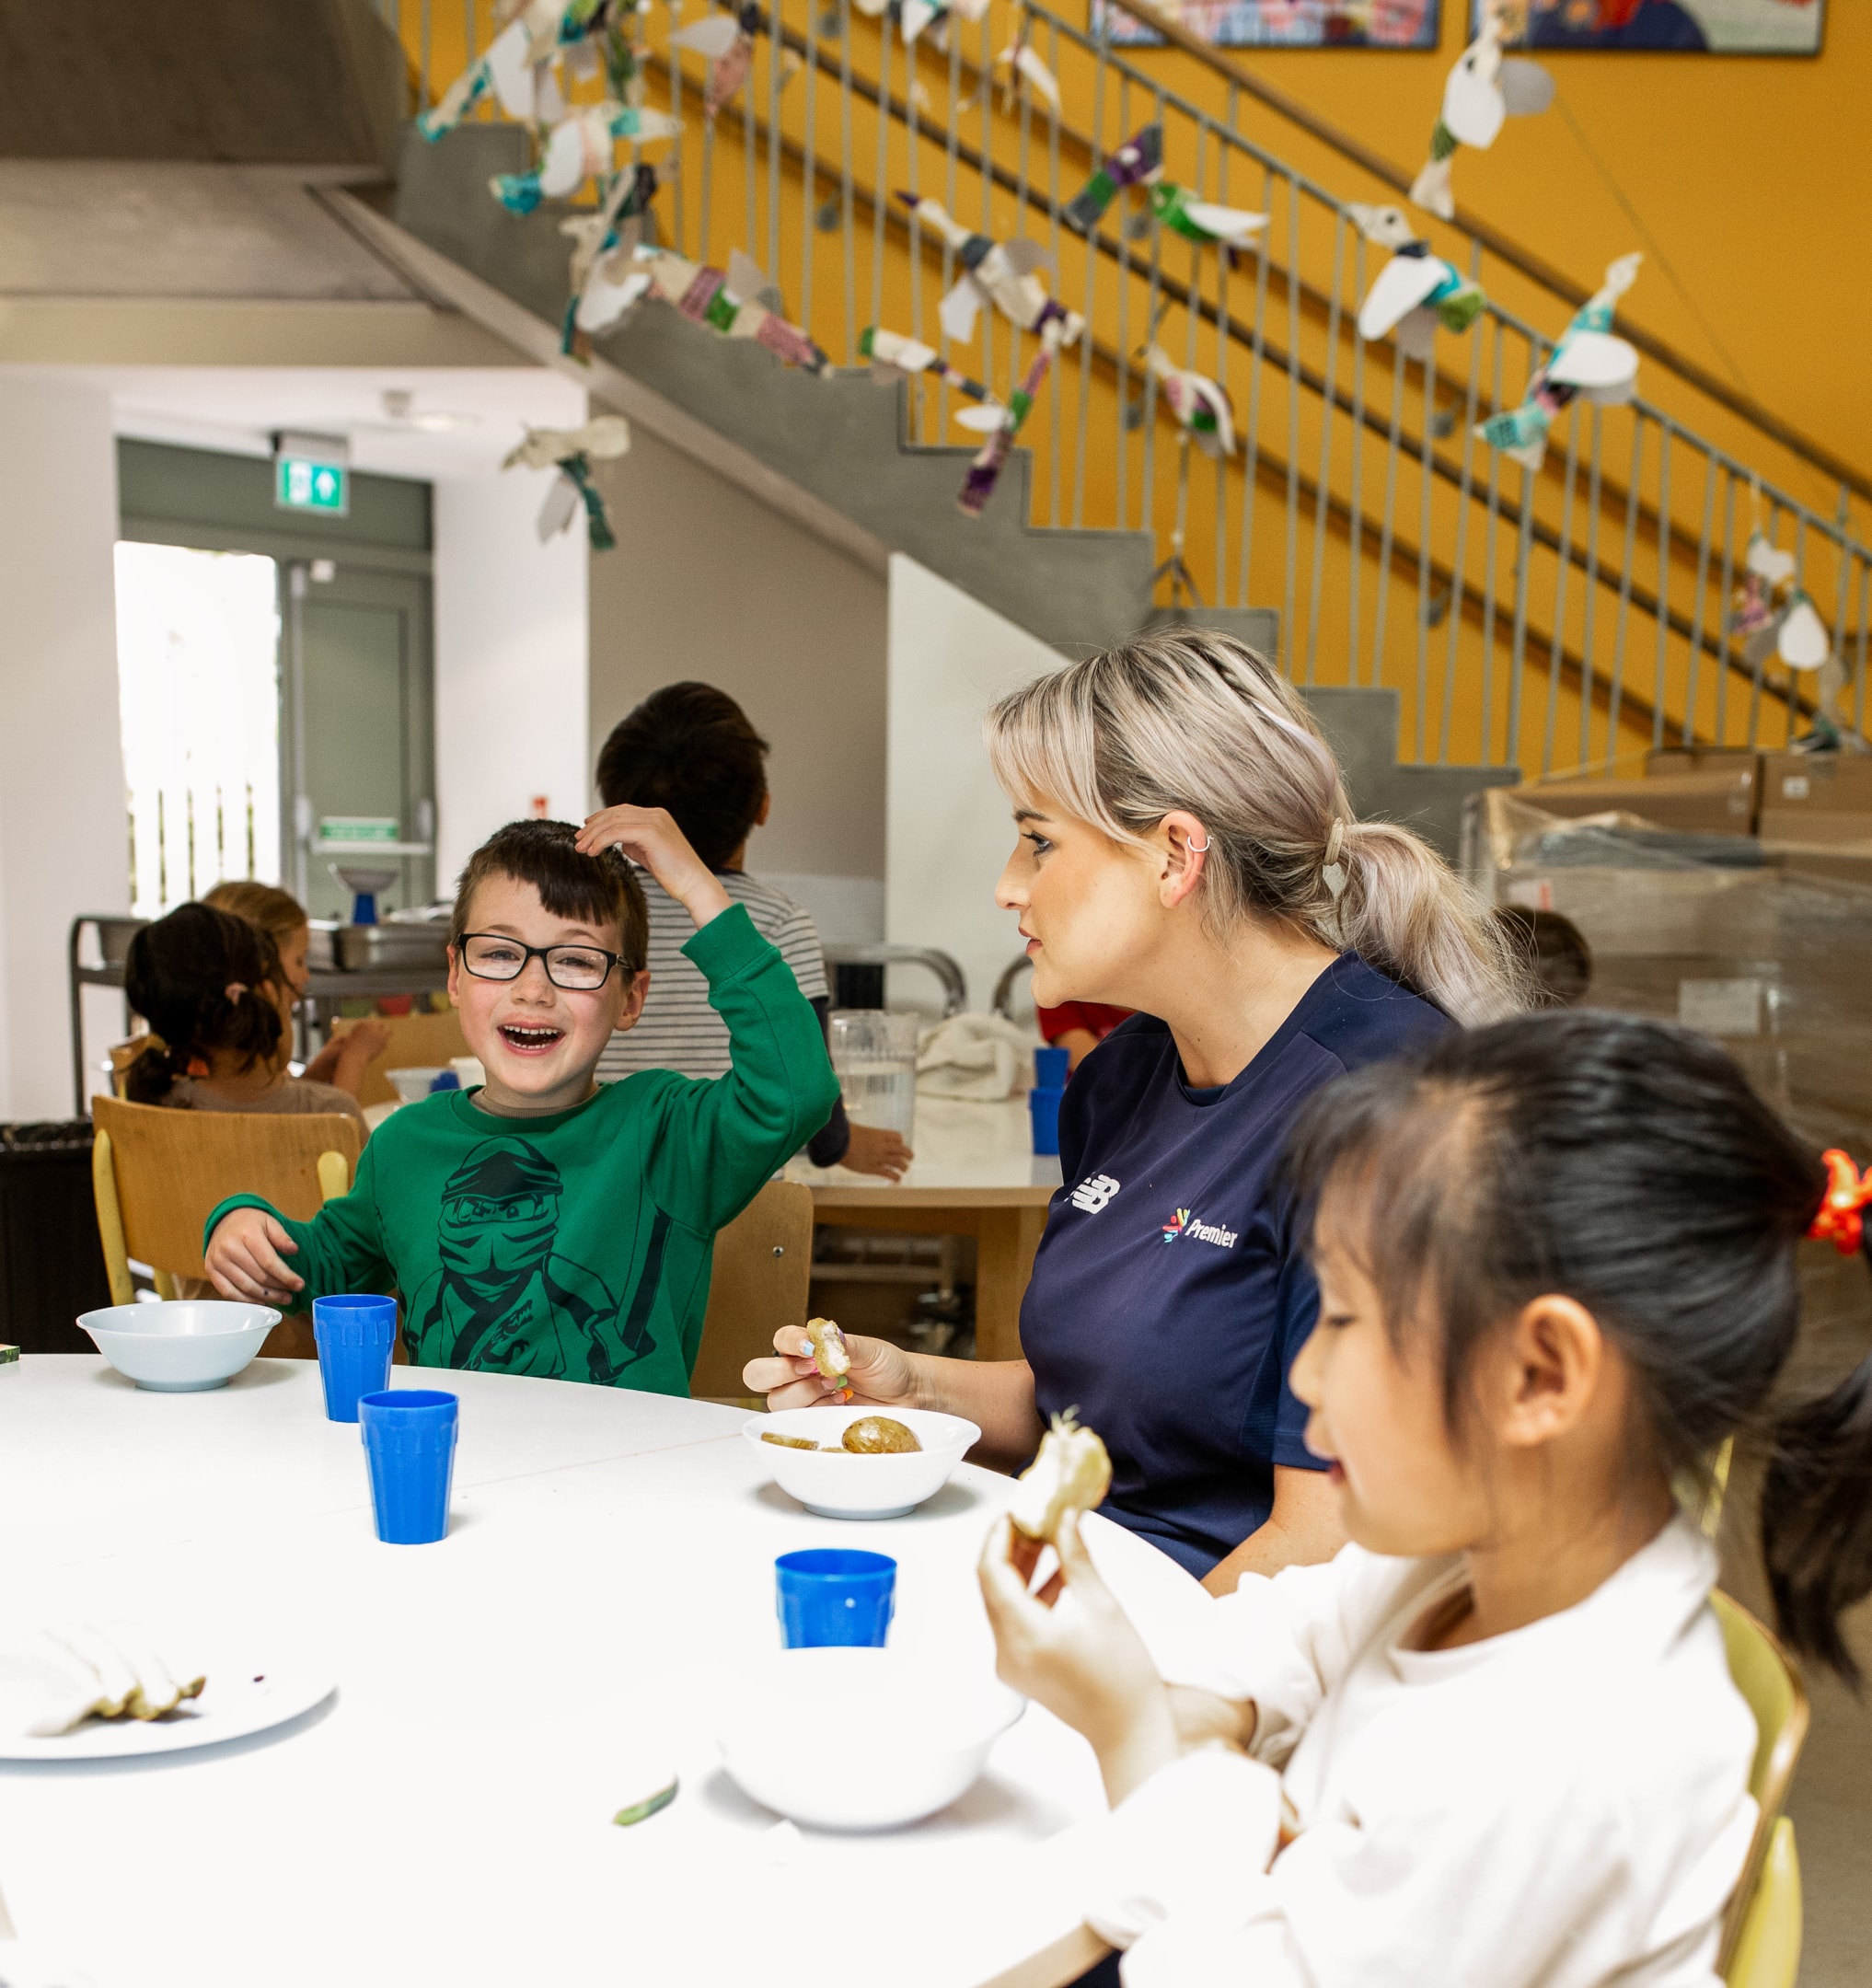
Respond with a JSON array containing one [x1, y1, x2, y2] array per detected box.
[[750, 631, 1529, 1591]]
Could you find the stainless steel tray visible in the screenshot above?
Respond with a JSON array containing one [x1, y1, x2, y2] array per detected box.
[[332, 924, 451, 972]]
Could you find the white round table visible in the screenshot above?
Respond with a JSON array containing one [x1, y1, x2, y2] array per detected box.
[[0, 1358, 1212, 1988]]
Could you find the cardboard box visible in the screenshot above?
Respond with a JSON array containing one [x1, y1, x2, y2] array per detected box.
[[1760, 753, 1872, 819], [1517, 768, 1757, 837], [1758, 811, 1872, 850], [1647, 748, 1761, 780]]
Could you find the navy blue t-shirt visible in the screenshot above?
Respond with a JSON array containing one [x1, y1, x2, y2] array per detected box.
[[1021, 953, 1451, 1578]]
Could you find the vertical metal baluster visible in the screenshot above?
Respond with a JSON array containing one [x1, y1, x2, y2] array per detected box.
[[1714, 471, 1737, 746], [1234, 166, 1275, 612], [977, 11, 994, 396], [1540, 404, 1581, 781], [1854, 561, 1870, 739], [745, 1, 757, 260], [464, 0, 476, 72], [1114, 74, 1133, 531], [669, 0, 687, 250], [1346, 234, 1369, 688], [421, 0, 432, 106], [768, 0, 783, 298], [1476, 320, 1507, 764], [1282, 174, 1301, 678], [938, 26, 961, 432], [1412, 349, 1435, 759], [1681, 455, 1717, 748], [1214, 103, 1237, 604], [1649, 425, 1674, 752], [1047, 18, 1064, 530], [1788, 513, 1809, 747], [1576, 406, 1604, 772], [1071, 19, 1108, 530], [1748, 499, 1778, 748], [840, 0, 854, 359], [1174, 120, 1208, 596], [905, 23, 921, 441], [1368, 349, 1405, 691], [1832, 488, 1855, 737], [1303, 210, 1346, 689], [1506, 456, 1537, 775], [870, 12, 891, 341], [1438, 244, 1485, 763], [1013, 55, 1034, 422], [1138, 88, 1166, 540], [1606, 418, 1644, 770], [700, 40, 715, 264], [799, 0, 816, 338]]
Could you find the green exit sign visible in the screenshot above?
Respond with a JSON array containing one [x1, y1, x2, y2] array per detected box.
[[276, 457, 348, 515]]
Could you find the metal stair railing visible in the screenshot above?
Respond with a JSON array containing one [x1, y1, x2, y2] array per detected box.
[[382, 0, 1870, 780]]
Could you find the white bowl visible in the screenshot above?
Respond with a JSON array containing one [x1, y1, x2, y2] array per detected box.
[[718, 1647, 1023, 1830], [743, 1405, 981, 1520], [78, 1301, 279, 1393], [387, 1066, 445, 1104]]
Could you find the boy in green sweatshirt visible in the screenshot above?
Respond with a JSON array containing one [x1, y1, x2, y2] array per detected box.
[[202, 807, 838, 1394]]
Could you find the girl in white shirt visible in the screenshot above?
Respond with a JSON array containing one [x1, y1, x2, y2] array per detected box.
[[981, 1008, 1871, 1988]]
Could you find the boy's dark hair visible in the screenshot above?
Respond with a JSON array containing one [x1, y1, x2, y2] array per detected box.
[[122, 902, 285, 1103], [1282, 1009, 1872, 1684], [595, 681, 768, 873], [450, 818, 649, 970]]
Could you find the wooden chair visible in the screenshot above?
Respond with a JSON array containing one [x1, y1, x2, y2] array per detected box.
[[1713, 1590, 1809, 1988], [328, 1009, 470, 1107], [90, 1095, 364, 1358], [688, 1181, 815, 1404]]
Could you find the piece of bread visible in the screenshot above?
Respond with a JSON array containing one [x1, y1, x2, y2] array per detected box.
[[804, 1317, 853, 1401], [1009, 1411, 1112, 1543]]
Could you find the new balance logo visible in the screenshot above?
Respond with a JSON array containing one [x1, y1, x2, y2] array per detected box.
[[1161, 1208, 1238, 1248], [1069, 1173, 1121, 1213]]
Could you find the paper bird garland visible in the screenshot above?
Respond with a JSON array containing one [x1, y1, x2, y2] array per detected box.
[[491, 100, 679, 214], [420, 0, 653, 143], [1358, 240, 1486, 361], [671, 5, 761, 116], [1476, 253, 1641, 472], [631, 245, 834, 374], [1729, 533, 1834, 675], [1410, 3, 1554, 222], [1064, 123, 1164, 234], [860, 327, 1009, 431], [897, 197, 1084, 350], [560, 162, 664, 346], [1145, 346, 1235, 459], [959, 341, 1055, 515], [852, 0, 991, 51], [991, 15, 1060, 115], [1148, 181, 1269, 254], [503, 416, 631, 550]]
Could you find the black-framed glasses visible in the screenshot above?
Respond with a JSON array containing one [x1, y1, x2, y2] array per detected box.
[[456, 932, 633, 991]]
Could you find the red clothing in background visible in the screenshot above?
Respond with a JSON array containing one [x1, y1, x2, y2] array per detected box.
[[1036, 1001, 1134, 1044]]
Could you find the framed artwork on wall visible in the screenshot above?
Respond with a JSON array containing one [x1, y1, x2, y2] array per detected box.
[[1473, 1, 1823, 52], [1092, 0, 1443, 51]]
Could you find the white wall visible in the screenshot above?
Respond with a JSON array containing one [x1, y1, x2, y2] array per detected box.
[[433, 463, 591, 886], [885, 554, 1063, 1013], [0, 376, 130, 1120]]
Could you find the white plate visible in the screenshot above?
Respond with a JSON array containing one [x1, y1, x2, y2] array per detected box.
[[0, 1657, 335, 1761]]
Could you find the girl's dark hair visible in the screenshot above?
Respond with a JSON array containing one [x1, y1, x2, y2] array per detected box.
[[1284, 1009, 1872, 1682], [595, 681, 768, 873], [122, 902, 285, 1104]]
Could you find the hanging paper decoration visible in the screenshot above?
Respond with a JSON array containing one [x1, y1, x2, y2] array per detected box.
[[958, 341, 1056, 516], [852, 0, 991, 51], [671, 4, 803, 117], [1409, 2, 1554, 222], [1475, 253, 1641, 472], [491, 100, 679, 214], [1729, 533, 1834, 676], [897, 197, 1085, 351], [1357, 241, 1486, 361], [1346, 202, 1428, 252], [420, 0, 655, 144], [560, 162, 665, 346], [860, 328, 1008, 431], [1145, 347, 1236, 460], [630, 245, 835, 373], [1063, 123, 1164, 235], [503, 417, 631, 550], [991, 7, 1060, 115], [1148, 181, 1269, 254]]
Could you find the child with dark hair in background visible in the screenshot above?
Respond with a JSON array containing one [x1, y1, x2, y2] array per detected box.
[[202, 814, 836, 1393], [122, 902, 367, 1133], [202, 879, 389, 1101], [1494, 903, 1593, 1008], [593, 680, 910, 1180], [981, 1008, 1872, 1985]]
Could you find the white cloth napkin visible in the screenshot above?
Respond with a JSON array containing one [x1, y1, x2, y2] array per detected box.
[[915, 1012, 1039, 1100], [0, 1624, 203, 1738]]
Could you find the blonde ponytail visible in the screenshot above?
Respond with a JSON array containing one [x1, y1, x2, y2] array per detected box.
[[984, 630, 1530, 1025]]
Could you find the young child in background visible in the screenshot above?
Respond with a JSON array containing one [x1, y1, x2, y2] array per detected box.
[[202, 814, 838, 1394], [593, 681, 910, 1181], [1034, 999, 1134, 1074], [123, 903, 368, 1134], [203, 879, 389, 1101], [981, 1009, 1871, 1986]]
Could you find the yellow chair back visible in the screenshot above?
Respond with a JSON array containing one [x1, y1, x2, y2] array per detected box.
[[1711, 1589, 1809, 1987], [329, 1010, 470, 1107]]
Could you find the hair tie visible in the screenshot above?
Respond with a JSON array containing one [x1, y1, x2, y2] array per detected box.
[[224, 982, 248, 1003], [1809, 1149, 1872, 1255], [1322, 818, 1348, 902]]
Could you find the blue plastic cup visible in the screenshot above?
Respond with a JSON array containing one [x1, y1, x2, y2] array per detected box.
[[313, 1294, 398, 1423], [1028, 1086, 1063, 1156], [775, 1549, 896, 1647], [358, 1389, 458, 1544], [1033, 1045, 1070, 1090]]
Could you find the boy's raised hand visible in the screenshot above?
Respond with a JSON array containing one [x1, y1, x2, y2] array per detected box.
[[576, 804, 731, 930], [204, 1207, 306, 1307]]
